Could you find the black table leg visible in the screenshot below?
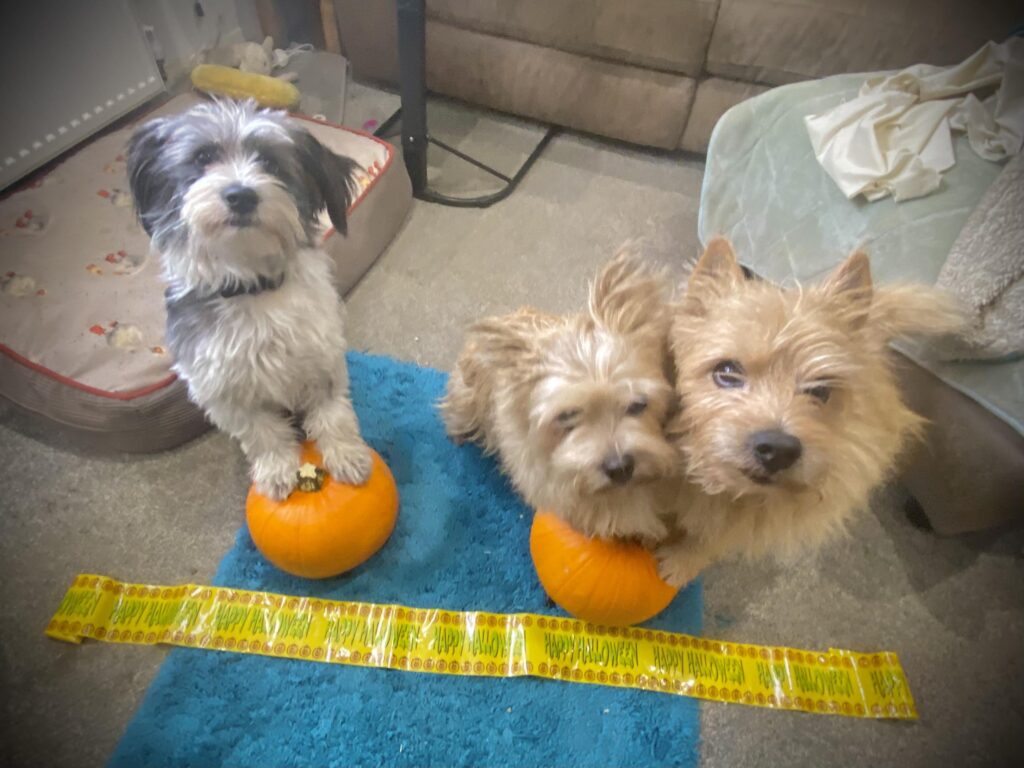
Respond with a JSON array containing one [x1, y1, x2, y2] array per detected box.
[[375, 0, 555, 208], [395, 0, 428, 194]]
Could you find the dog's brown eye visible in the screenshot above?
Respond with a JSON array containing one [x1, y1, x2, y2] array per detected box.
[[192, 145, 219, 166], [556, 409, 580, 430], [626, 397, 648, 416], [805, 385, 831, 403], [712, 360, 745, 389], [259, 154, 281, 175]]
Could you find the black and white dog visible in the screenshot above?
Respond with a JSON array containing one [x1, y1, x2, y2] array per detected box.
[[127, 99, 371, 499]]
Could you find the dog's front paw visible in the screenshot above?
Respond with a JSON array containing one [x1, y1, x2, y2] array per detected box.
[[655, 541, 704, 589], [321, 440, 373, 486], [638, 532, 668, 552], [634, 518, 670, 551], [252, 452, 301, 500]]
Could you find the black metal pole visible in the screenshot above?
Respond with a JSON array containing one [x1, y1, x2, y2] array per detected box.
[[395, 0, 428, 193], [378, 0, 554, 207]]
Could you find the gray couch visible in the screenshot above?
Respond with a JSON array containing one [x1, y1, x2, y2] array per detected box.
[[333, 0, 1019, 152]]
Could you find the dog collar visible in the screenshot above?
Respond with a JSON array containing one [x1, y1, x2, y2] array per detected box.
[[218, 273, 285, 299]]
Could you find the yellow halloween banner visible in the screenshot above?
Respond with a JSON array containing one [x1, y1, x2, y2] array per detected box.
[[47, 574, 917, 721]]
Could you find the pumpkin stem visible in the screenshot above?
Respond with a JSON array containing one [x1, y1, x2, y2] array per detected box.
[[296, 462, 326, 493]]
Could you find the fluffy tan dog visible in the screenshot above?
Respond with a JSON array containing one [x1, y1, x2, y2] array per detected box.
[[441, 254, 680, 542], [657, 237, 962, 587]]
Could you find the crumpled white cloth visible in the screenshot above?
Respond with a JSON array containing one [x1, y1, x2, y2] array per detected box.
[[806, 37, 1024, 202]]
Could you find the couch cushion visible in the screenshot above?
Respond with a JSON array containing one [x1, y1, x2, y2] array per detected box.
[[426, 20, 696, 149], [679, 77, 769, 153], [0, 94, 411, 452], [707, 0, 1020, 86], [897, 356, 1024, 534], [428, 0, 718, 78]]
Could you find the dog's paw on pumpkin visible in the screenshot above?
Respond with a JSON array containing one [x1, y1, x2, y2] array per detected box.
[[655, 540, 704, 589], [320, 440, 373, 486], [252, 452, 301, 500]]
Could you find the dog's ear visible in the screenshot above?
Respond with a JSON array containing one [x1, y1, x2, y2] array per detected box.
[[588, 249, 668, 337], [290, 127, 360, 235], [468, 313, 544, 374], [126, 117, 172, 236], [466, 313, 548, 391], [680, 237, 745, 316], [822, 250, 873, 330], [688, 237, 745, 289]]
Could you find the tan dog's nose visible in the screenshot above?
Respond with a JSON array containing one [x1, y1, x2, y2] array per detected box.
[[602, 453, 635, 484], [749, 430, 802, 474]]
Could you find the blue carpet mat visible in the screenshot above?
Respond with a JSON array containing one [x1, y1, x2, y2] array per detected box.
[[110, 352, 702, 768]]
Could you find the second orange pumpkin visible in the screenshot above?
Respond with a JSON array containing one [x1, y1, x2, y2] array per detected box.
[[530, 510, 678, 626]]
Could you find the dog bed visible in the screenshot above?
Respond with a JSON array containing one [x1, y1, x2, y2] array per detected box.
[[0, 94, 412, 452]]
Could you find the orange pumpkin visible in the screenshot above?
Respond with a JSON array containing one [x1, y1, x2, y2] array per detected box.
[[530, 510, 678, 626], [246, 442, 399, 579]]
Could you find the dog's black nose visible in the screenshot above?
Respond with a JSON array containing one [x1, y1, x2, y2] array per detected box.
[[750, 430, 802, 474], [602, 453, 635, 484], [222, 184, 259, 215]]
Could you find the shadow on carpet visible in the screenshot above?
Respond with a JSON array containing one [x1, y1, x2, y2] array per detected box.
[[109, 352, 702, 768]]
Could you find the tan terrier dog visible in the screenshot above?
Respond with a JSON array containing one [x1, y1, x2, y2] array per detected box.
[[441, 254, 680, 542], [657, 238, 962, 587]]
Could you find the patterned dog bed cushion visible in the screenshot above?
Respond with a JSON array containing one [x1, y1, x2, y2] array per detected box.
[[0, 94, 411, 452]]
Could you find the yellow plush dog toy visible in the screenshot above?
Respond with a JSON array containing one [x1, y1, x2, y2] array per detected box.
[[191, 64, 300, 110]]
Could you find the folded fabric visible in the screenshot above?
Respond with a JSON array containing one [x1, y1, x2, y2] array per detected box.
[[935, 152, 1024, 361], [805, 37, 1024, 202]]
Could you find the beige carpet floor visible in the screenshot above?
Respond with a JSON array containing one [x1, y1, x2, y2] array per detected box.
[[1, 82, 1022, 768]]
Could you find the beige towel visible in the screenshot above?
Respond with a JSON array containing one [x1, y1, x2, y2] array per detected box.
[[806, 38, 1024, 202]]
